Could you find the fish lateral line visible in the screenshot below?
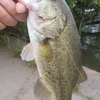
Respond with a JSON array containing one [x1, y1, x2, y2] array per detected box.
[[61, 35, 87, 82]]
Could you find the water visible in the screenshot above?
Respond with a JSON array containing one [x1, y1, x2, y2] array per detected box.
[[81, 33, 100, 72]]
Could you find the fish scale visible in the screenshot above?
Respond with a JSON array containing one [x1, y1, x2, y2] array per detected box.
[[19, 0, 87, 100]]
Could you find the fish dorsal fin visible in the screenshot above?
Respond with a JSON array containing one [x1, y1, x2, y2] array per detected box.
[[34, 79, 51, 100], [77, 67, 87, 84], [21, 43, 34, 61]]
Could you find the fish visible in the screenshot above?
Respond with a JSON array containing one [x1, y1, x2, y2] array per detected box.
[[19, 0, 87, 100]]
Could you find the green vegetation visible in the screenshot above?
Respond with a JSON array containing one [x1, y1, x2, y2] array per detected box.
[[0, 22, 28, 56], [0, 22, 27, 38], [73, 84, 80, 92], [0, 33, 24, 56], [27, 60, 36, 68], [0, 34, 9, 46], [0, 1, 98, 99], [0, 0, 100, 55], [73, 85, 94, 100], [83, 96, 94, 100], [66, 0, 100, 33]]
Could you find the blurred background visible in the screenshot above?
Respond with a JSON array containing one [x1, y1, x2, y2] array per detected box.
[[0, 0, 100, 72]]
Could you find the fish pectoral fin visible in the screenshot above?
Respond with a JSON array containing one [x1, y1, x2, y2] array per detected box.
[[21, 43, 34, 61], [34, 79, 51, 100], [77, 67, 87, 84]]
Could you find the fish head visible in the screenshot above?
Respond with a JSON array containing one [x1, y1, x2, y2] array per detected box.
[[32, 0, 66, 37], [35, 0, 62, 20], [19, 0, 62, 18], [19, 0, 62, 19], [19, 0, 67, 38]]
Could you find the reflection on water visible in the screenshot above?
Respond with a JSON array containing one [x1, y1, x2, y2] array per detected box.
[[81, 33, 100, 72]]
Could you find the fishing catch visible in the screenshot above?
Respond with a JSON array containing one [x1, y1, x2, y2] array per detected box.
[[19, 0, 87, 100]]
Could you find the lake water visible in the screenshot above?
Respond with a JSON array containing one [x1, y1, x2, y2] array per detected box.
[[81, 33, 100, 72]]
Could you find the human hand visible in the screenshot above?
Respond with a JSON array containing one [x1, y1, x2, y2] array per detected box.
[[0, 0, 28, 30]]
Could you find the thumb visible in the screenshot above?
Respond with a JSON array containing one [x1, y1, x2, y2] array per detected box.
[[16, 2, 28, 13]]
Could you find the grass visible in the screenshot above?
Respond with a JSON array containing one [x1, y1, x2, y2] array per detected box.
[[27, 60, 37, 68], [84, 96, 94, 100], [73, 84, 80, 92], [0, 34, 9, 46], [73, 84, 94, 100], [0, 22, 28, 56], [0, 33, 37, 68], [0, 34, 23, 56]]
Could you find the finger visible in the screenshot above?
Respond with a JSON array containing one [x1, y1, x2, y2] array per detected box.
[[0, 0, 28, 22], [0, 22, 6, 30], [16, 2, 27, 13], [0, 5, 18, 26]]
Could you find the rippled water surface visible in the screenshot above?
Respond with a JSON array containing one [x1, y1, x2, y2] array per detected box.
[[81, 33, 100, 72]]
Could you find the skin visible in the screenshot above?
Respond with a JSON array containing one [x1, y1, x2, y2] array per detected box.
[[0, 0, 28, 30]]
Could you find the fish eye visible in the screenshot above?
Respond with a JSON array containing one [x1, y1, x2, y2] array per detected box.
[[38, 15, 43, 19], [37, 12, 43, 19]]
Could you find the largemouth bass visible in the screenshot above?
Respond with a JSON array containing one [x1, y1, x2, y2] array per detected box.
[[19, 0, 87, 100]]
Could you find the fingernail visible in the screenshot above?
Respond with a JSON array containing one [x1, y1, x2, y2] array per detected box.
[[16, 3, 26, 13]]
